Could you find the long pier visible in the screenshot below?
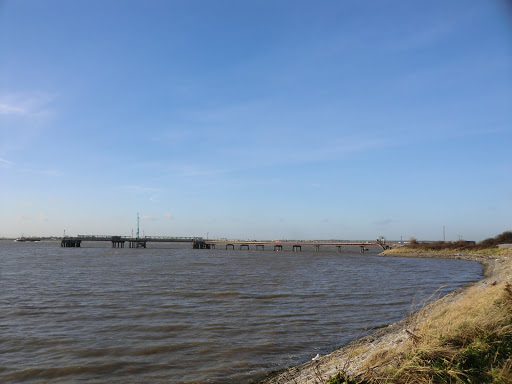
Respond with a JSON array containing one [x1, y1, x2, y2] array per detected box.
[[194, 239, 387, 252], [61, 235, 199, 248], [60, 235, 388, 252]]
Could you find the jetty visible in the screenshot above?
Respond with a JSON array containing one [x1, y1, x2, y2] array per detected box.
[[61, 235, 388, 252], [61, 235, 198, 248], [193, 239, 388, 252]]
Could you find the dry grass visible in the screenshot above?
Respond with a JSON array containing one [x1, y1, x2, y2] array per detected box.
[[383, 247, 512, 257], [347, 346, 370, 359], [333, 282, 512, 383]]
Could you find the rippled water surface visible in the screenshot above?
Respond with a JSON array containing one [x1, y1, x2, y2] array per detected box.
[[0, 241, 482, 383]]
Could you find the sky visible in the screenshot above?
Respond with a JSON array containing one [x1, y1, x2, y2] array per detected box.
[[1, 0, 511, 241]]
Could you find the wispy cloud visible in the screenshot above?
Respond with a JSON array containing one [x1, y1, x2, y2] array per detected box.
[[0, 104, 26, 115], [19, 167, 64, 177], [0, 92, 57, 118], [39, 212, 48, 223], [38, 169, 64, 177], [0, 157, 13, 168], [0, 159, 64, 176], [121, 185, 162, 193], [222, 134, 391, 169], [151, 128, 198, 142], [19, 201, 35, 207], [170, 164, 231, 178], [163, 213, 174, 220], [136, 161, 232, 179], [383, 22, 455, 53], [0, 92, 58, 154], [16, 215, 30, 223], [120, 185, 164, 202], [374, 219, 396, 227], [137, 133, 391, 187]]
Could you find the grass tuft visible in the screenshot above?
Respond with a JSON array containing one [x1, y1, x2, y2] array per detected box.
[[325, 282, 512, 384]]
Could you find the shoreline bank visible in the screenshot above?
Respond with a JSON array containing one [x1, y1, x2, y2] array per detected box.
[[259, 250, 512, 384]]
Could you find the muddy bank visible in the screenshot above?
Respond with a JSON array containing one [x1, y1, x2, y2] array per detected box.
[[259, 252, 511, 384]]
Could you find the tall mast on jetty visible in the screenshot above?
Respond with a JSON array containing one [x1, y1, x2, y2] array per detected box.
[[136, 213, 140, 240]]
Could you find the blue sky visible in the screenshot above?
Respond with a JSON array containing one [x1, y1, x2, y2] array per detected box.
[[1, 0, 511, 241]]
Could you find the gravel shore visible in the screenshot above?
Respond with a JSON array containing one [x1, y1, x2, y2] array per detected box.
[[260, 252, 512, 384]]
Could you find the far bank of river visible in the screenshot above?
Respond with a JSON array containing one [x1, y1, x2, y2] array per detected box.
[[260, 248, 512, 384]]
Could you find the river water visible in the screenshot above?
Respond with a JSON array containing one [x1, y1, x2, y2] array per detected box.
[[0, 241, 482, 383]]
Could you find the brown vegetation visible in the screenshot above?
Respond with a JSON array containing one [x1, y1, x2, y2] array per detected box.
[[405, 231, 512, 252], [325, 282, 512, 384]]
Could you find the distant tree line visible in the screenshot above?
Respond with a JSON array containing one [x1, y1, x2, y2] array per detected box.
[[407, 231, 512, 251]]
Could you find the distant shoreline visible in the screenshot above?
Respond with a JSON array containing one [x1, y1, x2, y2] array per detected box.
[[260, 248, 512, 383]]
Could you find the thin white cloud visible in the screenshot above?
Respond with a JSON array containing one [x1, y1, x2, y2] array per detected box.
[[18, 167, 64, 177], [19, 201, 36, 207], [120, 185, 164, 202], [0, 160, 63, 176], [140, 134, 390, 186], [39, 169, 64, 177], [151, 129, 198, 142], [39, 212, 48, 223], [0, 92, 58, 155], [16, 215, 30, 222], [121, 185, 163, 193], [137, 161, 232, 179], [181, 99, 275, 129], [163, 213, 174, 220], [0, 157, 13, 168], [224, 134, 391, 169], [374, 219, 396, 227], [0, 104, 26, 115], [0, 92, 57, 119], [383, 23, 455, 53], [173, 164, 231, 178]]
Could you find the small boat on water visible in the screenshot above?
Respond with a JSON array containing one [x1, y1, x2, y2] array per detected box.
[[14, 237, 41, 242]]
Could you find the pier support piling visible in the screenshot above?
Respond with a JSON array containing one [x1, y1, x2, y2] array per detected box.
[[129, 240, 147, 248], [193, 240, 210, 249], [61, 238, 81, 247]]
